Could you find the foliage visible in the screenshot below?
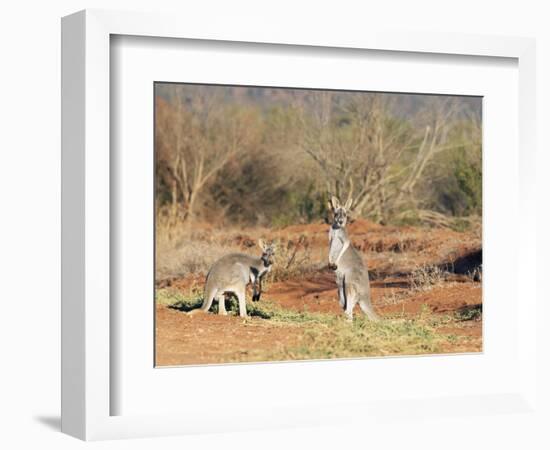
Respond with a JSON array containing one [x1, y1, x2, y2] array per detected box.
[[424, 119, 482, 217], [155, 84, 482, 228]]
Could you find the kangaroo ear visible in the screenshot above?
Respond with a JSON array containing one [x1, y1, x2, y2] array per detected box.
[[258, 239, 266, 251], [344, 197, 353, 211], [330, 196, 340, 210]]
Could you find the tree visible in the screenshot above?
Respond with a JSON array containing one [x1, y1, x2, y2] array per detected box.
[[298, 92, 462, 223], [156, 86, 260, 221]]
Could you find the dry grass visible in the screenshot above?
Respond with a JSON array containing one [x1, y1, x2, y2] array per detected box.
[[266, 235, 322, 283], [156, 220, 253, 280], [156, 236, 239, 280], [155, 219, 482, 364], [408, 265, 446, 292], [156, 288, 473, 361], [156, 212, 482, 283], [156, 221, 324, 282]]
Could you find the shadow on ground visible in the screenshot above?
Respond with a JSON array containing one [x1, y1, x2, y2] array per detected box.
[[34, 415, 61, 431], [168, 296, 273, 319]]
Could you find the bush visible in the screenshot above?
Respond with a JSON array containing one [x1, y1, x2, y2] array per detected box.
[[426, 125, 482, 217], [454, 150, 482, 214], [272, 185, 328, 227]]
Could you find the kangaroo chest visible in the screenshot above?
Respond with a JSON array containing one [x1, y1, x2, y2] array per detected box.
[[329, 228, 350, 266]]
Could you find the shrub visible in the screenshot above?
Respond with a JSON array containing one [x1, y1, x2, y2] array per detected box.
[[408, 265, 445, 291]]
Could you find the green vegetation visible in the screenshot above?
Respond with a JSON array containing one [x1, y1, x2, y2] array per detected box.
[[156, 288, 470, 362], [427, 122, 482, 217], [454, 304, 482, 322], [271, 186, 328, 228]]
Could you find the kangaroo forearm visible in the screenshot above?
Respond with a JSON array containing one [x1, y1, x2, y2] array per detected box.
[[329, 241, 349, 266]]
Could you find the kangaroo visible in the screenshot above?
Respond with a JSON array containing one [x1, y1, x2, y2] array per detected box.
[[328, 196, 379, 321], [188, 239, 276, 318]]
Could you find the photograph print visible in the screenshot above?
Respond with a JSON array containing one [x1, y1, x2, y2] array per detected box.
[[154, 83, 482, 366]]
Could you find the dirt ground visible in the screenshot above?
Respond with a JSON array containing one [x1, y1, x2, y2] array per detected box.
[[155, 220, 482, 366], [155, 275, 482, 365]]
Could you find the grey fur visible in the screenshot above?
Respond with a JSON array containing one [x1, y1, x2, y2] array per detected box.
[[188, 240, 275, 318], [328, 196, 379, 321]]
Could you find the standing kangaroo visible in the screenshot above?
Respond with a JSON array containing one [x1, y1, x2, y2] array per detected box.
[[328, 196, 379, 321], [188, 240, 276, 318]]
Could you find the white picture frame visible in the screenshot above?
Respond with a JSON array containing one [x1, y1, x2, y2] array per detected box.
[[61, 9, 538, 441]]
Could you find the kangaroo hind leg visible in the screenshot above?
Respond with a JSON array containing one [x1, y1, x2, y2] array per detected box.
[[236, 288, 248, 318], [218, 293, 227, 315], [344, 282, 357, 321]]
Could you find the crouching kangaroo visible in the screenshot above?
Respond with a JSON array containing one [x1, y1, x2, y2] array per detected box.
[[188, 240, 276, 318], [328, 196, 379, 321]]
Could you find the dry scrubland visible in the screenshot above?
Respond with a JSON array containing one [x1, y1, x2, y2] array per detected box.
[[155, 218, 482, 366], [154, 85, 482, 365]]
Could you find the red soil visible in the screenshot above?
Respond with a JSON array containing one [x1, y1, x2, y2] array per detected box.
[[155, 221, 482, 365]]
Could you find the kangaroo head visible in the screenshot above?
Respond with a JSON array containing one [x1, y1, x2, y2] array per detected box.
[[328, 196, 353, 229], [258, 239, 276, 267]]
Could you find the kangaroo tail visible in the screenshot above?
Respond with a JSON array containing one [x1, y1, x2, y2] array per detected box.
[[188, 286, 217, 315], [358, 295, 380, 321]]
